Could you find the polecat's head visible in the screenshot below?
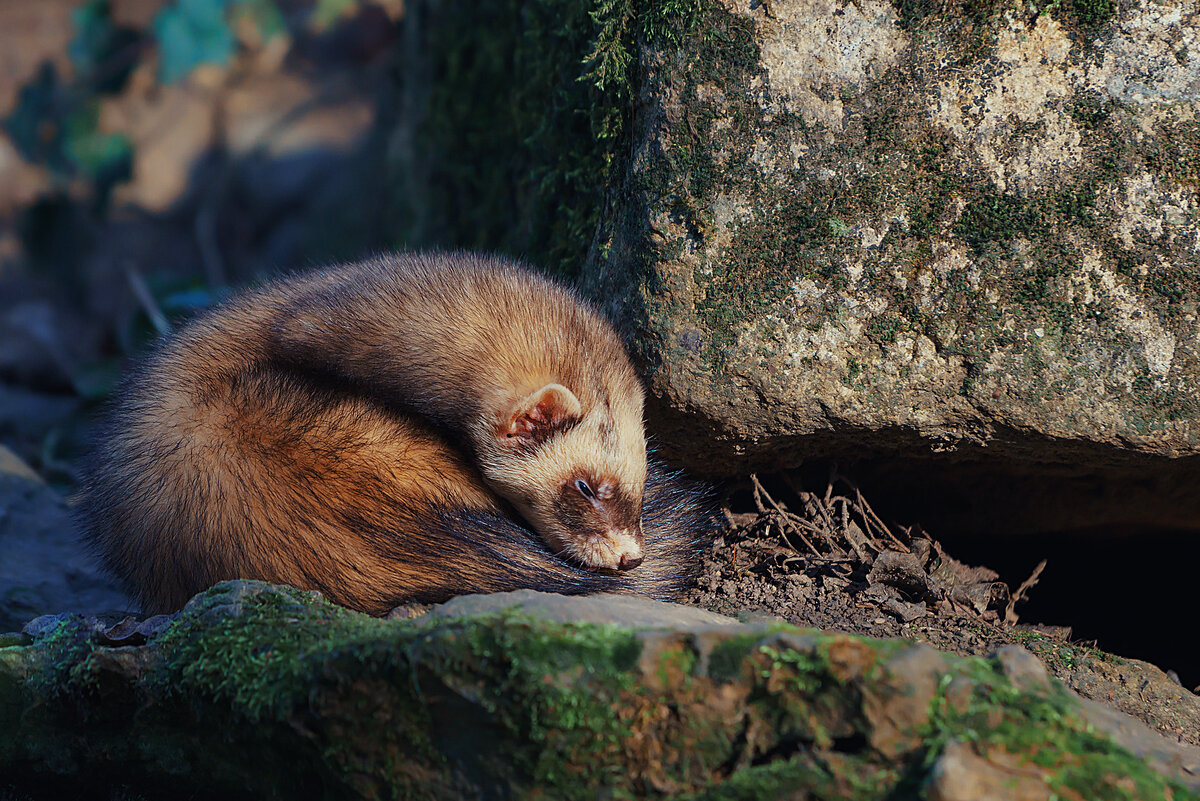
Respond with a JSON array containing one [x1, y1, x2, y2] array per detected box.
[[479, 382, 648, 571]]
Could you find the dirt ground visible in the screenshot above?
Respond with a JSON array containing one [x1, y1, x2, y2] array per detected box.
[[680, 471, 1200, 748]]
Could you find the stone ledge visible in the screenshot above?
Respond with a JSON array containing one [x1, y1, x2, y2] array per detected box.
[[1, 580, 1196, 800]]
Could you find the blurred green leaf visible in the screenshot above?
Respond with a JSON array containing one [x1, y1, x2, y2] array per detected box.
[[5, 81, 131, 196], [69, 1, 116, 70], [2, 64, 69, 171], [236, 0, 286, 41], [69, 0, 142, 93], [4, 13, 135, 205], [154, 0, 286, 83], [311, 0, 360, 30], [154, 0, 236, 83], [64, 104, 132, 183]]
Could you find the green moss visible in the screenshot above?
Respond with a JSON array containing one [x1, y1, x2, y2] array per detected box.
[[939, 165, 1192, 406], [954, 194, 1038, 255], [1129, 375, 1200, 424], [402, 0, 713, 278], [1147, 117, 1200, 186], [427, 614, 646, 792], [1058, 0, 1117, 28], [919, 653, 1191, 801], [954, 180, 1102, 257], [138, 583, 664, 797], [153, 583, 387, 720], [657, 640, 700, 688], [845, 357, 864, 384], [25, 615, 99, 698], [707, 627, 796, 683], [757, 643, 825, 694], [625, 1, 793, 364], [1116, 243, 1200, 323], [891, 0, 1010, 69], [3, 585, 1195, 799], [688, 752, 894, 801], [156, 585, 700, 796], [404, 0, 616, 277], [151, 583, 656, 791], [892, 0, 1006, 30], [745, 641, 861, 753], [631, 3, 838, 362], [1011, 631, 1096, 671], [1070, 92, 1114, 130], [708, 633, 756, 683]]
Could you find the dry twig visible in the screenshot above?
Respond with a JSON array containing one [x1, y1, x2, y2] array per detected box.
[[1005, 559, 1047, 625], [750, 474, 821, 555], [124, 263, 171, 336]]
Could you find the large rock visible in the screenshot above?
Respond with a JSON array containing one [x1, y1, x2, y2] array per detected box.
[[1, 581, 1197, 799], [583, 0, 1200, 476]]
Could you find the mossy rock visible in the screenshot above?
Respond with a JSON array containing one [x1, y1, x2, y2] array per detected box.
[[582, 0, 1200, 475], [1, 581, 1197, 799]]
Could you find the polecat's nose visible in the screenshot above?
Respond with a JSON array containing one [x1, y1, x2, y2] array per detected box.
[[608, 526, 643, 570]]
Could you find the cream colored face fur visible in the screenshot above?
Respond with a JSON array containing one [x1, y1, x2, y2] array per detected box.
[[476, 385, 648, 570]]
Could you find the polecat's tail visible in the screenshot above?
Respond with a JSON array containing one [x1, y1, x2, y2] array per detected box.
[[380, 465, 717, 609]]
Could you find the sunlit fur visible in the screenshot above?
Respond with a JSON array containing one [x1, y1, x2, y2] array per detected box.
[[263, 251, 655, 569], [78, 251, 714, 614], [486, 403, 648, 568]]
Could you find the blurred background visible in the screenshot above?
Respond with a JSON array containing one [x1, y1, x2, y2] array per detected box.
[[0, 0, 420, 483]]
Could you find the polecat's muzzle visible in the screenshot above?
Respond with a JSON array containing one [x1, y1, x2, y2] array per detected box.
[[609, 527, 645, 570]]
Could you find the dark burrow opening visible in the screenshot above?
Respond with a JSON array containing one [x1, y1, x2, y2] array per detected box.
[[783, 449, 1200, 690]]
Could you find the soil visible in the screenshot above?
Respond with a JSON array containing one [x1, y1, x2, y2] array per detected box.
[[680, 471, 1200, 748]]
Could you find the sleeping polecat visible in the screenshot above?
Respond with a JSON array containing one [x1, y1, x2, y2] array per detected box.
[[78, 251, 713, 614]]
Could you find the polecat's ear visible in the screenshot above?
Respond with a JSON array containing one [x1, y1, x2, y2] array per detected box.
[[503, 383, 582, 443]]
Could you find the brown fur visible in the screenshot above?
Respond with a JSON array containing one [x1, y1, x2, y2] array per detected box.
[[78, 252, 713, 615]]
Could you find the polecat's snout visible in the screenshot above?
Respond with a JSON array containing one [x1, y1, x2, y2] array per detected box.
[[566, 526, 644, 573], [604, 526, 645, 571], [541, 468, 647, 572]]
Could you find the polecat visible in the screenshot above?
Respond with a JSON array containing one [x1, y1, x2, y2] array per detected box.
[[78, 251, 713, 615]]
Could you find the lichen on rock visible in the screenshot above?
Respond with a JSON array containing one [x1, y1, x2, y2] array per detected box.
[[576, 0, 1200, 477]]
